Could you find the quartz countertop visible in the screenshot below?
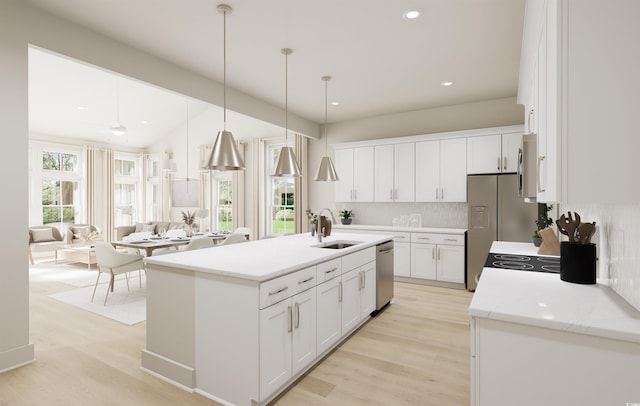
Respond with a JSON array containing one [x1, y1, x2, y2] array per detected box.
[[470, 241, 640, 344], [333, 224, 466, 235], [143, 232, 393, 282]]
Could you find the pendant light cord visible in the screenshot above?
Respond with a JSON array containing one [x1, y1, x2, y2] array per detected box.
[[285, 51, 288, 146], [324, 78, 328, 155], [223, 7, 227, 130]]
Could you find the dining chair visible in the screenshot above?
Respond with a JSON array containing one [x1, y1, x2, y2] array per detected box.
[[93, 241, 145, 306], [221, 233, 247, 246], [184, 237, 214, 251], [234, 227, 251, 240]]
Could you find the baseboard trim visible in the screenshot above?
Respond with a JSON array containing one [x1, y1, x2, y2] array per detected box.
[[140, 349, 195, 389], [0, 343, 35, 374]]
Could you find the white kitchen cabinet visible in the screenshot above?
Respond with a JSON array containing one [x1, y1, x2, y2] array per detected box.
[[374, 143, 415, 202], [416, 138, 466, 202], [467, 133, 522, 174], [259, 281, 317, 401], [334, 147, 374, 202], [393, 241, 411, 277], [341, 260, 376, 334], [410, 233, 464, 285], [518, 0, 640, 203], [316, 276, 342, 356]]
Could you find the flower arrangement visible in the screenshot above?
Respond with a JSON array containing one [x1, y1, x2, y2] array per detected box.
[[305, 209, 318, 226], [181, 210, 196, 226]]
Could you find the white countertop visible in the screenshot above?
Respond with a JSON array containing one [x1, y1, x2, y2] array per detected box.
[[489, 240, 558, 257], [143, 232, 393, 282], [333, 224, 466, 235], [470, 242, 640, 344]]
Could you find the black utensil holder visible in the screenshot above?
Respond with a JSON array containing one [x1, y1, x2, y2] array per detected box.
[[560, 242, 596, 284]]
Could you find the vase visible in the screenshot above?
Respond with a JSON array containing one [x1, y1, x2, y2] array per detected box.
[[532, 236, 542, 247], [311, 223, 316, 237], [341, 218, 352, 225], [183, 224, 194, 238]]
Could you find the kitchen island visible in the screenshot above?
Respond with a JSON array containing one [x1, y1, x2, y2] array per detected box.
[[470, 242, 640, 405], [141, 232, 393, 406]]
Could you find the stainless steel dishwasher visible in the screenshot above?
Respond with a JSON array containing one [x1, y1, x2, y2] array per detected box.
[[374, 240, 394, 314]]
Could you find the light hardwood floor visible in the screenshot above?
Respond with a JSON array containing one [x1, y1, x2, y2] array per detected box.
[[1, 265, 473, 405]]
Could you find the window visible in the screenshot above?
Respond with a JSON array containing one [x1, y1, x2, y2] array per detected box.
[[31, 145, 83, 229], [213, 172, 234, 231], [114, 153, 141, 227], [267, 143, 295, 235]]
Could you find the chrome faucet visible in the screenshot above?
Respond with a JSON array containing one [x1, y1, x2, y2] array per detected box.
[[317, 228, 324, 242]]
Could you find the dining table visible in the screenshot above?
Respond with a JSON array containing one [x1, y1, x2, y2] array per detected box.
[[111, 233, 229, 256]]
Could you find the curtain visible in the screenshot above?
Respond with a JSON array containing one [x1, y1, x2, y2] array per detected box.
[[232, 140, 246, 231], [84, 145, 96, 225], [199, 144, 211, 231], [161, 151, 172, 221], [103, 148, 115, 241], [294, 134, 308, 233], [252, 138, 266, 239]]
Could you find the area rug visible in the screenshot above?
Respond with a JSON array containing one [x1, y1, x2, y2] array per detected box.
[[49, 278, 146, 326], [31, 260, 147, 325], [30, 260, 100, 287]]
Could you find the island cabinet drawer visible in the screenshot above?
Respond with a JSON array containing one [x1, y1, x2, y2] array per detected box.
[[316, 258, 342, 283], [392, 232, 411, 243], [259, 266, 317, 309], [342, 247, 376, 273]]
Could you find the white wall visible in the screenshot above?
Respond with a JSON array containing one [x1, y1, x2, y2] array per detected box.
[[0, 0, 34, 372], [308, 97, 524, 226]]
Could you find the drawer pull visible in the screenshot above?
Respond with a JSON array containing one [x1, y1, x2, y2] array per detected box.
[[443, 238, 457, 242], [298, 276, 314, 284], [324, 267, 337, 274], [417, 237, 430, 240], [268, 286, 288, 296]]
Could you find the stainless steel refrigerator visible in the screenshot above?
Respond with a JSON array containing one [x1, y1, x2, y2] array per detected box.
[[466, 174, 538, 290]]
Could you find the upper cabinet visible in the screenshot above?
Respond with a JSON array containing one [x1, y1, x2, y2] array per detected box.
[[467, 133, 523, 174], [374, 143, 415, 202], [416, 138, 467, 202], [334, 147, 374, 202], [518, 0, 640, 203]]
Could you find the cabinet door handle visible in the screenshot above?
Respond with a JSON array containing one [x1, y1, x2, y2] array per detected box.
[[360, 271, 364, 290], [269, 286, 288, 296], [287, 305, 292, 333], [295, 302, 300, 329], [537, 155, 546, 193], [362, 271, 366, 289], [339, 281, 343, 303], [432, 247, 435, 260], [394, 189, 398, 200], [390, 189, 393, 200], [497, 157, 500, 171], [354, 190, 357, 200], [298, 276, 314, 285], [325, 267, 337, 274], [503, 156, 507, 170], [441, 187, 444, 201], [438, 248, 441, 260]]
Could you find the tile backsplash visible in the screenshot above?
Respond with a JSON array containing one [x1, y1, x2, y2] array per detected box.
[[334, 202, 468, 229], [560, 204, 640, 312]]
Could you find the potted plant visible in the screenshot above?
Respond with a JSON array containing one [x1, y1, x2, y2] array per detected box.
[[533, 204, 554, 247], [339, 209, 353, 225]]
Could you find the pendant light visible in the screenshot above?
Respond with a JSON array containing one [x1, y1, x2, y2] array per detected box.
[[110, 79, 126, 136], [272, 48, 302, 177], [202, 3, 245, 171], [314, 76, 339, 181]]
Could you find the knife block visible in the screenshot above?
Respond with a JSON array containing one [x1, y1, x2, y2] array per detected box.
[[560, 242, 596, 284]]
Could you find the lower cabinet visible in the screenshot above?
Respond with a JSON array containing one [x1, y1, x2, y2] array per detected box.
[[341, 261, 376, 334], [410, 232, 465, 284], [259, 287, 316, 401], [316, 277, 342, 355]]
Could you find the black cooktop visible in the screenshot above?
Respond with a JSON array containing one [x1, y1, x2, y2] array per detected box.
[[484, 252, 560, 274]]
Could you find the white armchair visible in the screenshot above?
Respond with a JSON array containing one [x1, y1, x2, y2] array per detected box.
[[93, 241, 145, 305]]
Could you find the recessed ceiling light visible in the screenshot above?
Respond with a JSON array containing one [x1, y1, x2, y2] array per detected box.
[[403, 9, 421, 20], [141, 120, 148, 124], [331, 101, 340, 106], [76, 106, 85, 110], [441, 81, 453, 87]]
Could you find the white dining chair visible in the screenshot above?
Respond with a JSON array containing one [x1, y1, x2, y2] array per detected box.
[[184, 237, 214, 251], [93, 241, 145, 306], [234, 227, 251, 240], [221, 233, 247, 246]]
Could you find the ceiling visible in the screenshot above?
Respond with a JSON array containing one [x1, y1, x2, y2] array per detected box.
[[26, 0, 525, 148]]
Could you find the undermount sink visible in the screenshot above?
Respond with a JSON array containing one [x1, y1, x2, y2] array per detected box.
[[313, 240, 363, 249]]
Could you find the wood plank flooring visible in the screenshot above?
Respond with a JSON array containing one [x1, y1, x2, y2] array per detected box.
[[1, 267, 473, 405]]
